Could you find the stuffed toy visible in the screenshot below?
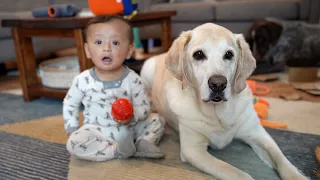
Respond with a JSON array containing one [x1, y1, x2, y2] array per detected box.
[[252, 96, 287, 129], [88, 0, 138, 19], [247, 80, 288, 129]]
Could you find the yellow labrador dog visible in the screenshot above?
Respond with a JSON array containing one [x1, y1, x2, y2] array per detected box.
[[140, 23, 307, 180]]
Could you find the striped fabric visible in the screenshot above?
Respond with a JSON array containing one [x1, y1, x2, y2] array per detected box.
[[0, 131, 69, 180]]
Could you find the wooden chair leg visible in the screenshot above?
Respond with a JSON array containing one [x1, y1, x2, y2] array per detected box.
[[161, 18, 172, 52], [12, 28, 40, 101]]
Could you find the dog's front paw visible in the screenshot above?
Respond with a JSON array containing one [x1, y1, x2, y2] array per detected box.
[[280, 168, 309, 180], [282, 173, 309, 180], [282, 174, 309, 180]]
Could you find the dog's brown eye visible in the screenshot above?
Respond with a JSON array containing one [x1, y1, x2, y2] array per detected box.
[[193, 50, 206, 60], [224, 50, 234, 60]]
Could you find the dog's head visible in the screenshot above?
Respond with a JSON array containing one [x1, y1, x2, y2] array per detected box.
[[263, 21, 306, 65], [246, 19, 283, 62], [165, 23, 256, 104]]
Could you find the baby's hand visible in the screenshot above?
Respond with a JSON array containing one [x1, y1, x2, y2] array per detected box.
[[66, 127, 78, 137], [67, 131, 74, 137], [114, 118, 132, 125]]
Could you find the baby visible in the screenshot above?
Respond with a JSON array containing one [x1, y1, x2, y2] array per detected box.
[[63, 15, 165, 161]]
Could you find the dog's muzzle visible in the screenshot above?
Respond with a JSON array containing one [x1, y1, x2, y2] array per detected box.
[[206, 75, 227, 102]]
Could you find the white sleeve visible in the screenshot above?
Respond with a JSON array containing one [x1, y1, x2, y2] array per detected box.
[[63, 75, 84, 134], [130, 73, 151, 123]]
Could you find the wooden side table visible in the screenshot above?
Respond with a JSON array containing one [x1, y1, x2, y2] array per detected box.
[[1, 11, 176, 102]]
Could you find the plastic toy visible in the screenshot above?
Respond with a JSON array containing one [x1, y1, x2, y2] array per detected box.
[[252, 96, 288, 129], [246, 80, 270, 96], [246, 80, 287, 129], [122, 0, 138, 19], [32, 4, 80, 18], [111, 98, 134, 124], [88, 0, 138, 19]]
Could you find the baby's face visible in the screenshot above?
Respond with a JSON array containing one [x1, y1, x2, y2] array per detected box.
[[84, 20, 133, 72]]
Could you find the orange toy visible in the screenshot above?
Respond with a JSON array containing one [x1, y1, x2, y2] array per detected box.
[[88, 0, 124, 16], [88, 0, 138, 18], [248, 80, 287, 129], [252, 96, 288, 129], [247, 80, 270, 96], [111, 98, 134, 125]]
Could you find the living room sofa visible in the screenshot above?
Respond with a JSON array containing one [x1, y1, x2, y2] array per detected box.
[[137, 0, 320, 40]]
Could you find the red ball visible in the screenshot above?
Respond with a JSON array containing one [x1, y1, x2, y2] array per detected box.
[[111, 98, 134, 121]]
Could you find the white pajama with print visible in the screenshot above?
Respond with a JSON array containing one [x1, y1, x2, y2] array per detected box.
[[63, 66, 165, 161]]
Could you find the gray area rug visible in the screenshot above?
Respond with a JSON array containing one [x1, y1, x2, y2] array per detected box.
[[150, 127, 319, 180], [208, 127, 319, 179], [0, 93, 63, 125], [0, 131, 69, 180]]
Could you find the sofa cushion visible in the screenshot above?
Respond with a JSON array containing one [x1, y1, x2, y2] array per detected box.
[[138, 21, 251, 40], [215, 0, 300, 21], [139, 22, 204, 39], [149, 1, 216, 22]]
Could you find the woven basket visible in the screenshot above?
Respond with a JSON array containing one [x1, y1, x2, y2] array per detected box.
[[39, 56, 80, 89]]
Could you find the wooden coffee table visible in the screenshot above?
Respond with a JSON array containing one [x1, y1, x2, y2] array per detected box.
[[1, 11, 176, 102]]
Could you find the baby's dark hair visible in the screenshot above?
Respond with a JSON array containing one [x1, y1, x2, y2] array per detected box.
[[84, 15, 134, 44]]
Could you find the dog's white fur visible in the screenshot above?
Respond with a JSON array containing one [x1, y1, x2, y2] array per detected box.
[[140, 23, 308, 180]]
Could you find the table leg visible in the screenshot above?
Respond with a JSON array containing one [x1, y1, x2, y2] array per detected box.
[[161, 18, 172, 52], [12, 28, 39, 102], [74, 29, 93, 71]]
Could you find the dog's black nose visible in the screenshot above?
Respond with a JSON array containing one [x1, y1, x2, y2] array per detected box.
[[208, 75, 227, 92]]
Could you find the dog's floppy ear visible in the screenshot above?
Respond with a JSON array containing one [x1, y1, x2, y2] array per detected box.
[[265, 22, 283, 44], [165, 31, 192, 89], [233, 34, 256, 94]]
